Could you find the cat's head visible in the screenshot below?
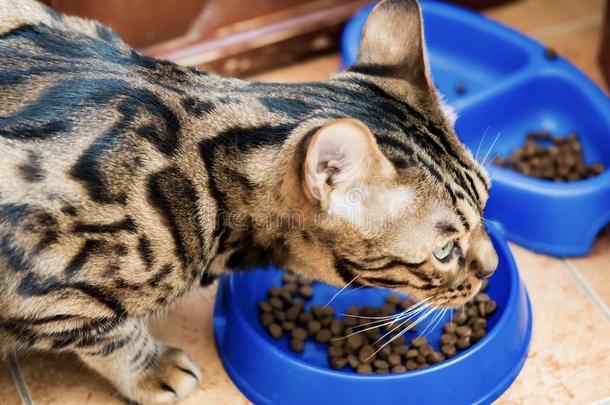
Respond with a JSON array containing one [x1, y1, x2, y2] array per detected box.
[[286, 0, 497, 308]]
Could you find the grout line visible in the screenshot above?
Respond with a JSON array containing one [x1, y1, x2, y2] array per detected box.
[[562, 259, 610, 321], [7, 352, 35, 405], [531, 14, 602, 39]]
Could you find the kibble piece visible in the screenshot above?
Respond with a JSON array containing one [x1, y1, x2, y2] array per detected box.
[[321, 306, 335, 318], [470, 317, 487, 331], [400, 299, 416, 310], [456, 336, 471, 350], [427, 352, 445, 365], [466, 306, 479, 318], [328, 345, 344, 358], [480, 279, 489, 291], [385, 294, 402, 305], [390, 335, 406, 347], [416, 353, 427, 364], [406, 349, 419, 359], [258, 301, 273, 313], [357, 364, 373, 374], [298, 312, 313, 324], [388, 353, 401, 367], [440, 333, 457, 345], [376, 367, 390, 374], [544, 47, 558, 60], [343, 316, 358, 327], [315, 329, 332, 343], [456, 326, 472, 338], [285, 306, 301, 322], [419, 344, 433, 356], [379, 303, 397, 316], [260, 312, 274, 327], [443, 322, 457, 334], [298, 285, 313, 299], [475, 293, 490, 303], [307, 320, 322, 335], [406, 359, 419, 370], [281, 321, 296, 331], [292, 298, 305, 308], [320, 316, 333, 327], [330, 320, 344, 336], [411, 336, 427, 348], [346, 305, 361, 316], [364, 327, 381, 340], [331, 357, 348, 370], [290, 338, 305, 353], [292, 327, 307, 341], [311, 305, 324, 319], [373, 359, 389, 369], [417, 363, 429, 369], [453, 312, 467, 325], [346, 334, 365, 351], [362, 306, 378, 317], [269, 297, 284, 310], [283, 282, 298, 294], [274, 311, 286, 322], [268, 323, 283, 339], [377, 346, 392, 360], [441, 344, 457, 358], [282, 272, 297, 284], [484, 300, 497, 316], [392, 345, 408, 357], [472, 328, 486, 343], [392, 365, 407, 373], [358, 345, 376, 364], [347, 354, 360, 368], [268, 287, 282, 298]]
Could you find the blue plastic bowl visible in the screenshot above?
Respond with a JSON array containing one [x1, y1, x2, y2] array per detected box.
[[341, 2, 610, 257], [214, 226, 532, 404]]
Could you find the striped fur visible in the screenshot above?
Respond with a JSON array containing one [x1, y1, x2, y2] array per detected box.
[[0, 0, 497, 403]]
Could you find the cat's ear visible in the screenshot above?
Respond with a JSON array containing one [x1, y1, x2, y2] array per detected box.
[[303, 118, 395, 207], [354, 0, 432, 91]]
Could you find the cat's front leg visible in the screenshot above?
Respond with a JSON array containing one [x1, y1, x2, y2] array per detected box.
[[75, 318, 202, 404]]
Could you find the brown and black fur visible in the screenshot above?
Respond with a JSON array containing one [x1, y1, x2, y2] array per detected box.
[[0, 0, 498, 403]]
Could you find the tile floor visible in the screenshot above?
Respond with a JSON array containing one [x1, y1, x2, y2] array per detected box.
[[2, 0, 609, 404]]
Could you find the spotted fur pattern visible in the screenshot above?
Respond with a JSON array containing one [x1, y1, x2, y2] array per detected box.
[[0, 0, 497, 403]]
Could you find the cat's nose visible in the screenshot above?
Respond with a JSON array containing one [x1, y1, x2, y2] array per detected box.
[[471, 258, 496, 279]]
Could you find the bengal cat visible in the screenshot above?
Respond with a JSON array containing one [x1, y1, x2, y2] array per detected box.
[[0, 0, 498, 402]]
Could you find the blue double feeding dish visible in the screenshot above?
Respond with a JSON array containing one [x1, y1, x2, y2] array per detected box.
[[341, 2, 610, 257], [214, 226, 532, 404]]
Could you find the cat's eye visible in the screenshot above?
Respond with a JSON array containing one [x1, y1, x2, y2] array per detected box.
[[433, 240, 454, 261]]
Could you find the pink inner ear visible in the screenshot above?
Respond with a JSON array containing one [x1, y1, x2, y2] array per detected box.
[[304, 119, 396, 204]]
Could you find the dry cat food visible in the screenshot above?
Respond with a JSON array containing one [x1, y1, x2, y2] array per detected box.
[[258, 274, 497, 374], [493, 131, 605, 181]]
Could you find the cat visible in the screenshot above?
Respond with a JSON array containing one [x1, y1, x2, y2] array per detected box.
[[0, 0, 498, 403]]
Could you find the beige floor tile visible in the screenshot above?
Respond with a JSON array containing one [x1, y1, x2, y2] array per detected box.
[[0, 359, 21, 405], [496, 244, 610, 405], [485, 0, 605, 34], [569, 227, 610, 307], [13, 285, 248, 405], [150, 285, 250, 405], [17, 352, 123, 405], [534, 21, 607, 92]]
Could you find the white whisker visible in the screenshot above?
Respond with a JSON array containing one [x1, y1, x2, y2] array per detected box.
[[481, 131, 501, 167], [323, 275, 359, 309], [475, 126, 490, 162]]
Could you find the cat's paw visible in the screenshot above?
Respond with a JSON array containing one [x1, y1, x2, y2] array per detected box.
[[134, 347, 202, 404]]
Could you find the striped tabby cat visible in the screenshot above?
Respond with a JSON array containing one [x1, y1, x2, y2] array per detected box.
[[0, 0, 498, 402]]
